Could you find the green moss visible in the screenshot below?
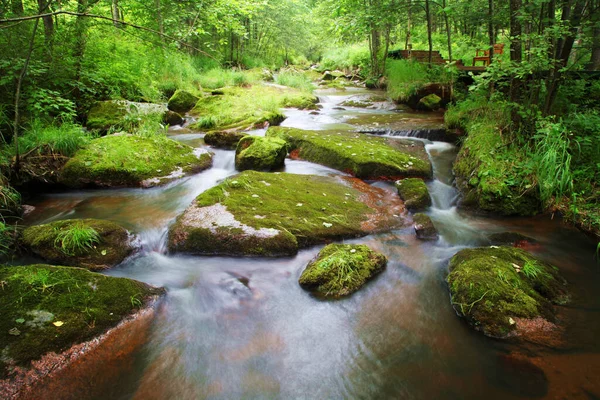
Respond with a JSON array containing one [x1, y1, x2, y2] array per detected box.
[[418, 94, 442, 111], [267, 127, 432, 180], [188, 84, 317, 132], [167, 90, 200, 114], [451, 112, 541, 216], [60, 135, 212, 188], [168, 171, 389, 255], [86, 101, 166, 133], [21, 219, 135, 271], [235, 136, 287, 171], [299, 244, 387, 297], [204, 131, 248, 149], [0, 264, 163, 377], [447, 246, 569, 338], [340, 100, 373, 108], [395, 178, 431, 211]]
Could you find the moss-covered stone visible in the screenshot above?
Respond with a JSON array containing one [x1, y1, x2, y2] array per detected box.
[[188, 84, 318, 132], [450, 110, 542, 216], [417, 94, 442, 111], [86, 101, 167, 132], [21, 219, 135, 271], [267, 127, 432, 180], [168, 171, 405, 256], [340, 100, 374, 108], [60, 135, 212, 188], [204, 131, 248, 149], [235, 136, 287, 171], [299, 244, 387, 297], [163, 110, 184, 126], [395, 178, 431, 211], [167, 90, 199, 114], [413, 213, 438, 240], [447, 246, 569, 338], [0, 264, 163, 378]]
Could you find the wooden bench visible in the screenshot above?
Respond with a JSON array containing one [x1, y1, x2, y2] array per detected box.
[[472, 44, 504, 66]]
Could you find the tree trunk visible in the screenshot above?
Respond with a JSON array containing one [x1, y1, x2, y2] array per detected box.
[[405, 0, 411, 49], [37, 0, 54, 44], [155, 0, 163, 39], [509, 0, 523, 103], [112, 0, 120, 27], [72, 0, 89, 104], [488, 0, 494, 64], [443, 0, 452, 62], [425, 0, 432, 65], [11, 0, 23, 15]]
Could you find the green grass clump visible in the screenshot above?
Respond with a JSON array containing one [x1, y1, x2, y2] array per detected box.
[[319, 43, 371, 75], [16, 120, 92, 158], [299, 244, 387, 297], [60, 135, 212, 188], [447, 246, 569, 338], [196, 68, 261, 90], [53, 222, 100, 256], [0, 264, 163, 377], [267, 127, 432, 179], [275, 70, 315, 92], [189, 84, 317, 132]]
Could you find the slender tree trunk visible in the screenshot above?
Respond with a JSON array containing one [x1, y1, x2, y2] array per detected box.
[[405, 0, 411, 49], [425, 0, 433, 65], [111, 0, 120, 27], [37, 0, 54, 44], [155, 0, 163, 40], [589, 1, 600, 70], [443, 0, 452, 62], [13, 18, 40, 173], [509, 0, 522, 103], [488, 0, 494, 64]]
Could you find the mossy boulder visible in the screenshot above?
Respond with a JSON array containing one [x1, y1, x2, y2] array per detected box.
[[188, 84, 318, 132], [395, 178, 431, 211], [447, 246, 569, 338], [168, 171, 405, 256], [413, 213, 438, 240], [204, 131, 247, 149], [60, 135, 212, 188], [417, 94, 442, 111], [235, 136, 287, 171], [299, 244, 387, 297], [21, 219, 135, 271], [163, 110, 184, 126], [267, 127, 432, 180], [167, 90, 199, 114], [86, 101, 167, 132], [0, 264, 163, 380]]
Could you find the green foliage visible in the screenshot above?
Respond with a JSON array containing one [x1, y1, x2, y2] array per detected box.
[[196, 69, 261, 90], [17, 120, 92, 158], [0, 222, 16, 260], [275, 70, 315, 92], [386, 59, 456, 102], [53, 222, 101, 256], [319, 43, 371, 74]]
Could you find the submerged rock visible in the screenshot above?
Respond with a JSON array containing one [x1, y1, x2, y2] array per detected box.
[[60, 135, 212, 188], [395, 178, 431, 211], [413, 213, 438, 240], [235, 136, 287, 171], [299, 244, 387, 297], [167, 90, 199, 114], [268, 127, 432, 180], [168, 171, 405, 256], [0, 264, 163, 387], [86, 101, 167, 132], [487, 232, 537, 246], [21, 219, 135, 271], [447, 246, 569, 338], [204, 131, 247, 149]]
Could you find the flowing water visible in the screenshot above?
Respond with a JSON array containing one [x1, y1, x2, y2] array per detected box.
[[22, 88, 600, 400]]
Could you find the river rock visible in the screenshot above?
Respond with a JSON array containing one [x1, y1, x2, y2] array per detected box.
[[447, 246, 569, 338], [405, 83, 452, 110], [86, 100, 167, 132], [167, 90, 199, 114], [163, 110, 184, 126], [204, 131, 247, 149], [60, 135, 212, 188], [168, 171, 406, 256], [0, 264, 163, 398], [299, 244, 387, 297], [21, 219, 136, 271], [235, 136, 287, 171], [322, 70, 345, 81], [395, 178, 431, 211], [417, 94, 442, 111], [267, 127, 432, 180], [413, 213, 438, 240]]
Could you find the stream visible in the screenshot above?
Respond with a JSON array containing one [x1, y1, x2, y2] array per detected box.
[[22, 87, 600, 399]]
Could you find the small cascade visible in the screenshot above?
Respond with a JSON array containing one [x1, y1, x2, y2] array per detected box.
[[138, 227, 169, 254], [358, 127, 451, 142]]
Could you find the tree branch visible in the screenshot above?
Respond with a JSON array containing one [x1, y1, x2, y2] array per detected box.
[[0, 10, 219, 61]]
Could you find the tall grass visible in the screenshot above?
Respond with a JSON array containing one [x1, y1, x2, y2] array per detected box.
[[275, 70, 315, 92], [54, 222, 101, 256], [320, 43, 370, 74], [17, 120, 93, 157]]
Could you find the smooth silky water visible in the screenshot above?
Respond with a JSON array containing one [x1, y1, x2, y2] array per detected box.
[[22, 89, 600, 399]]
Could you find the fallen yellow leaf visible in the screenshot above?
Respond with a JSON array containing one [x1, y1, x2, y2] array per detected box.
[[53, 321, 64, 327]]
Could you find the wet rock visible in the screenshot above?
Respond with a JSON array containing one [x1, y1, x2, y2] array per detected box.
[[167, 90, 199, 114], [447, 246, 569, 338], [332, 107, 345, 111], [340, 99, 373, 108], [163, 110, 184, 126], [405, 83, 452, 110], [309, 111, 320, 115], [417, 94, 442, 111], [488, 232, 537, 246], [235, 136, 287, 171], [413, 213, 438, 240], [204, 131, 247, 149], [299, 244, 387, 297], [21, 219, 136, 271], [395, 178, 431, 211], [168, 171, 405, 256], [86, 100, 167, 133], [268, 127, 432, 180], [0, 264, 163, 390], [60, 135, 212, 188], [322, 70, 345, 81]]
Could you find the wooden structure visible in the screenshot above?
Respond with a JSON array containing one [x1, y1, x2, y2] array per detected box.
[[472, 44, 505, 66]]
